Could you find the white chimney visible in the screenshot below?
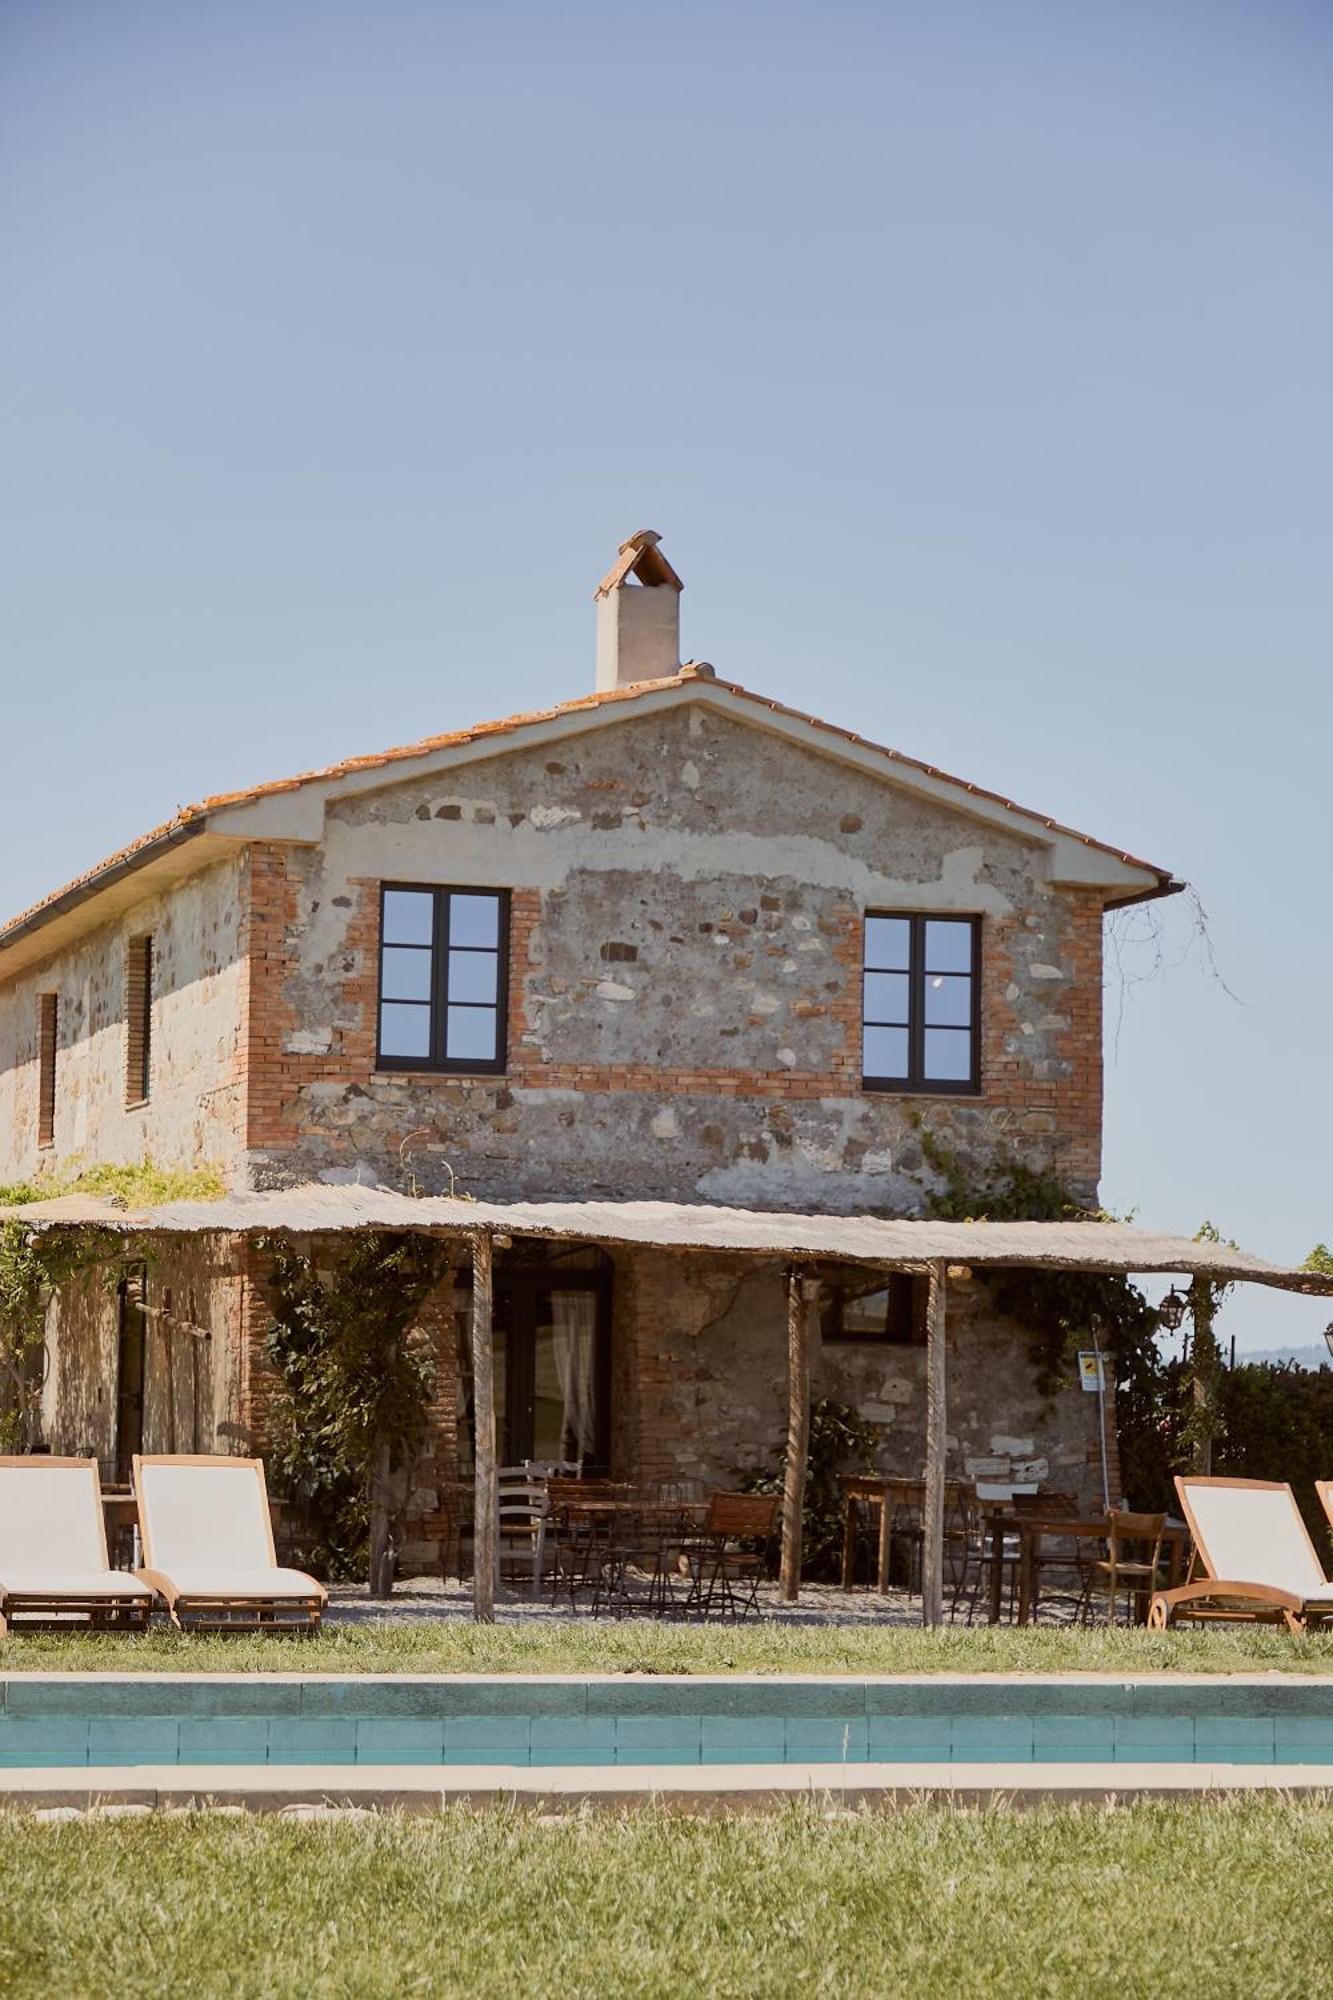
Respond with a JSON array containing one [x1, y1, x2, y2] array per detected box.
[[594, 530, 683, 691]]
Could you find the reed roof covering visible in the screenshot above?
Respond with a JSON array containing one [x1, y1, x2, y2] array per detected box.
[[4, 1184, 1330, 1293]]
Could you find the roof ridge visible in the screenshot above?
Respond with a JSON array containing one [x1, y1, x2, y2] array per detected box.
[[0, 667, 1177, 953]]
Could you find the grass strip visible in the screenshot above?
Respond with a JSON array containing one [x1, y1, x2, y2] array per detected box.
[[0, 1796, 1327, 1999], [5, 1620, 1333, 1676]]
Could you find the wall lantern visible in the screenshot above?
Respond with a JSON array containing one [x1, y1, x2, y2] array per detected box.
[[1323, 1323, 1333, 1362], [1156, 1286, 1191, 1333]]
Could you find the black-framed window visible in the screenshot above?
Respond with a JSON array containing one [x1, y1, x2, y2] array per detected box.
[[377, 884, 509, 1073], [862, 912, 980, 1093], [821, 1273, 924, 1346]]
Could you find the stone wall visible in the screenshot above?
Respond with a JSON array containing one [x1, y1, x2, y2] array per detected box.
[[611, 1250, 1111, 1513], [0, 854, 250, 1184], [240, 703, 1105, 1210]]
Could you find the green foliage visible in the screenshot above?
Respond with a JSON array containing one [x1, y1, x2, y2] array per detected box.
[[261, 1233, 446, 1579], [1214, 1361, 1333, 1562], [0, 1162, 224, 1449], [744, 1396, 881, 1580], [1304, 1243, 1333, 1277], [913, 1130, 1166, 1501], [0, 1161, 226, 1208]]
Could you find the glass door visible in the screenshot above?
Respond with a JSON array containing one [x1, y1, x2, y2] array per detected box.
[[458, 1251, 611, 1472]]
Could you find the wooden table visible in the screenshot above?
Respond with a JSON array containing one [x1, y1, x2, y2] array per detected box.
[[984, 1513, 1190, 1626], [841, 1478, 963, 1594]]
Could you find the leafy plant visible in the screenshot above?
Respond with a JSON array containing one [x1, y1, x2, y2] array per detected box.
[[0, 1163, 225, 1449], [743, 1396, 881, 1581], [261, 1232, 447, 1582]]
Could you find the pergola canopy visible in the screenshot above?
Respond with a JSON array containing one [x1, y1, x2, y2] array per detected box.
[[6, 1184, 1330, 1294]]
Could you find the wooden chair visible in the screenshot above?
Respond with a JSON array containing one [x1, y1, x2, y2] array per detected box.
[[1086, 1509, 1166, 1625], [495, 1474, 548, 1598], [677, 1491, 778, 1620]]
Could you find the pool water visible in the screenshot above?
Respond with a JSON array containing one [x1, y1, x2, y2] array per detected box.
[[3, 1675, 1333, 1770]]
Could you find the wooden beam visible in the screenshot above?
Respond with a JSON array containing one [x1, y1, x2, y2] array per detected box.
[[779, 1270, 816, 1602], [470, 1229, 497, 1624], [921, 1259, 947, 1628]]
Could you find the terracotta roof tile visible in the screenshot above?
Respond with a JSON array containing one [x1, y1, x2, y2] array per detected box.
[[0, 667, 1176, 955]]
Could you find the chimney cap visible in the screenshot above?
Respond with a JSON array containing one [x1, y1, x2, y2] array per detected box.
[[594, 529, 684, 601]]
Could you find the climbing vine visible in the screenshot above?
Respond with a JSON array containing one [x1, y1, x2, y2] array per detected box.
[[0, 1162, 226, 1450], [260, 1231, 448, 1581], [908, 1125, 1171, 1507]]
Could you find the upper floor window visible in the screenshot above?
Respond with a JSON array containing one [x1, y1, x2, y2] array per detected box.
[[37, 992, 58, 1146], [862, 913, 979, 1094], [125, 935, 153, 1107], [377, 885, 509, 1074]]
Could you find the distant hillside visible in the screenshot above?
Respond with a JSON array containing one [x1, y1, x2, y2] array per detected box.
[[1233, 1344, 1332, 1373]]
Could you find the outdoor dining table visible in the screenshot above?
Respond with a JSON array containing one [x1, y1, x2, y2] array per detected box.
[[983, 1511, 1191, 1626], [840, 1476, 965, 1593]]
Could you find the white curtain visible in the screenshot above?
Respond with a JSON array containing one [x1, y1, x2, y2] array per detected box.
[[550, 1290, 597, 1464]]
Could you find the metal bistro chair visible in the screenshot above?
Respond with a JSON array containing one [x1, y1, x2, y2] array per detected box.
[[677, 1492, 779, 1621], [949, 1483, 1035, 1624], [1083, 1509, 1168, 1626], [546, 1477, 620, 1611], [496, 1471, 549, 1598]]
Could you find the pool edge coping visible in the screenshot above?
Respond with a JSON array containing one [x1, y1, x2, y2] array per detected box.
[[3, 1759, 1333, 1812]]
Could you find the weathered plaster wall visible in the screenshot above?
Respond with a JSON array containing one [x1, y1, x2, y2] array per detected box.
[[38, 1240, 247, 1481], [615, 1251, 1110, 1515], [244, 702, 1105, 1209], [0, 855, 250, 1183]]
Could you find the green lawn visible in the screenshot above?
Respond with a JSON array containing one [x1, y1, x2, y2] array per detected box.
[[4, 1620, 1333, 1675], [0, 1798, 1328, 1999]]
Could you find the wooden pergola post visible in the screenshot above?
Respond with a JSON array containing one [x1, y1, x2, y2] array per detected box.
[[921, 1260, 948, 1628], [470, 1229, 497, 1624], [779, 1269, 817, 1602]]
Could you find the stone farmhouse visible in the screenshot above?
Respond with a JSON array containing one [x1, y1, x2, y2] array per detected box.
[[0, 533, 1179, 1550]]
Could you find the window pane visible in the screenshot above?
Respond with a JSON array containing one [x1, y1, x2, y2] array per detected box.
[[924, 920, 973, 974], [841, 1288, 891, 1337], [863, 1024, 910, 1079], [449, 893, 500, 949], [382, 889, 435, 947], [380, 946, 433, 1003], [923, 1027, 973, 1081], [863, 971, 910, 1024], [864, 916, 910, 971], [448, 949, 498, 1004], [379, 1002, 431, 1059], [447, 1005, 498, 1062], [924, 973, 972, 1027]]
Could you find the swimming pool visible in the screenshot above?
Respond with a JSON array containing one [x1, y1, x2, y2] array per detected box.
[[2, 1674, 1332, 1769]]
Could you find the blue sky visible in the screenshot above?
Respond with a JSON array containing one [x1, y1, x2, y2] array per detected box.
[[2, 1, 1330, 1350]]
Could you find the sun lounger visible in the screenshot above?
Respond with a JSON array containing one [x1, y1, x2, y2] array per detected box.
[[1148, 1475, 1333, 1633], [133, 1454, 326, 1632], [0, 1456, 152, 1633]]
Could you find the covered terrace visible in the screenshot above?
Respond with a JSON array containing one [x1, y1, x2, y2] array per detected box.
[[8, 1184, 1332, 1623]]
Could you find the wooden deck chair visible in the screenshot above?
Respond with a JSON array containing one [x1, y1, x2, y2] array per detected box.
[[1148, 1476, 1333, 1634], [0, 1457, 152, 1633], [133, 1454, 326, 1633]]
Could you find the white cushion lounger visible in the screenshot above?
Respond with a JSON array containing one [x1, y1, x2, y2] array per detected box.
[[0, 1457, 152, 1633], [133, 1454, 326, 1632], [1148, 1476, 1333, 1634]]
